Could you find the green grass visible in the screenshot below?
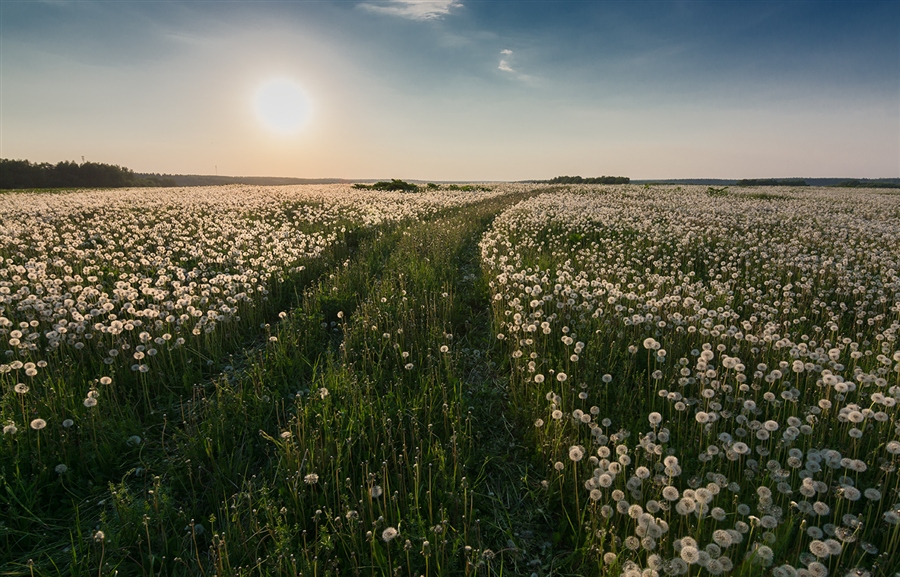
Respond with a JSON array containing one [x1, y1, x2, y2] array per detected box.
[[2, 185, 900, 577]]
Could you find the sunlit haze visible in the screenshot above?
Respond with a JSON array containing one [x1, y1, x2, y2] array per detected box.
[[254, 78, 311, 135], [1, 1, 898, 180]]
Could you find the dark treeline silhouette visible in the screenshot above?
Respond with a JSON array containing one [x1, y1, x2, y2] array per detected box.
[[540, 175, 630, 185], [0, 159, 176, 189], [633, 178, 900, 187], [353, 180, 493, 192], [141, 174, 354, 186], [353, 179, 420, 192], [735, 178, 808, 187], [835, 179, 900, 189]]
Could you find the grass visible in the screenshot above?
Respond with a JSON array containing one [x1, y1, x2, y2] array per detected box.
[[2, 184, 900, 576]]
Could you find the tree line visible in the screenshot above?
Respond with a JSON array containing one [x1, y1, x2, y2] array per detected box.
[[352, 179, 420, 192], [538, 175, 631, 184], [734, 178, 808, 187], [0, 159, 176, 190], [833, 179, 900, 189], [352, 180, 493, 192]]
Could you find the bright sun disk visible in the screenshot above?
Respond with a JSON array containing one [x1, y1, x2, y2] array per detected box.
[[254, 78, 310, 134]]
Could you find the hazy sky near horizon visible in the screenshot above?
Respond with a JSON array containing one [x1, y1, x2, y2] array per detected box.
[[1, 0, 898, 181]]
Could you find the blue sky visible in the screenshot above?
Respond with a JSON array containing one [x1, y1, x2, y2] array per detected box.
[[1, 0, 897, 180]]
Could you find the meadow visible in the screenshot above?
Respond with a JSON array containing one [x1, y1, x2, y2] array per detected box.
[[1, 184, 898, 577]]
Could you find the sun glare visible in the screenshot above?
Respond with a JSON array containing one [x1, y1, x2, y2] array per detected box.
[[254, 78, 310, 134]]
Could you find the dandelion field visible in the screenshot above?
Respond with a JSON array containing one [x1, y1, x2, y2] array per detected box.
[[1, 184, 898, 577]]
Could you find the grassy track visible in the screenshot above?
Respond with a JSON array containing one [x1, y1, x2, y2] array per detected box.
[[5, 185, 899, 577], [2, 190, 547, 576]]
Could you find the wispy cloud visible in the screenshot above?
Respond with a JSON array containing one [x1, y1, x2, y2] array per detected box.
[[498, 49, 515, 72], [498, 47, 518, 73], [497, 49, 537, 83], [358, 0, 463, 21]]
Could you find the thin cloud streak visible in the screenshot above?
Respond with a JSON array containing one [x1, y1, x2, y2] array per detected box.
[[358, 0, 462, 21], [497, 49, 534, 82]]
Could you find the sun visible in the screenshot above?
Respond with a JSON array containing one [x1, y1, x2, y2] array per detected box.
[[254, 78, 310, 134]]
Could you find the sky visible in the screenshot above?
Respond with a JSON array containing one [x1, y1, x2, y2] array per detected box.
[[1, 0, 898, 181]]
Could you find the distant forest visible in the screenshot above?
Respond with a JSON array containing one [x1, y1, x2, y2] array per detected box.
[[0, 159, 360, 189], [0, 159, 176, 189], [539, 175, 631, 184], [733, 178, 900, 188], [3, 158, 897, 191], [634, 177, 900, 188], [735, 178, 808, 186], [142, 174, 353, 187]]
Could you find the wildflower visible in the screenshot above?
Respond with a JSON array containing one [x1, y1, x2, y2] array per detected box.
[[712, 530, 732, 547], [3, 423, 17, 435], [304, 473, 319, 485], [860, 542, 878, 555], [680, 546, 700, 564], [839, 486, 861, 501], [807, 562, 827, 577], [568, 445, 584, 462], [675, 497, 696, 515], [662, 486, 679, 501], [14, 383, 28, 394], [706, 559, 725, 575], [381, 527, 399, 542], [752, 545, 774, 565], [30, 418, 47, 430], [824, 539, 842, 556], [863, 488, 882, 501], [55, 464, 67, 474], [370, 485, 383, 498]]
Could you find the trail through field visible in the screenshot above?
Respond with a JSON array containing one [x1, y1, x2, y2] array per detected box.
[[8, 184, 899, 576], [2, 191, 546, 576], [78, 191, 549, 576], [269, 190, 554, 575]]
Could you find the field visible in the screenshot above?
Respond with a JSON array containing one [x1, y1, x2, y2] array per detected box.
[[1, 184, 899, 577]]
